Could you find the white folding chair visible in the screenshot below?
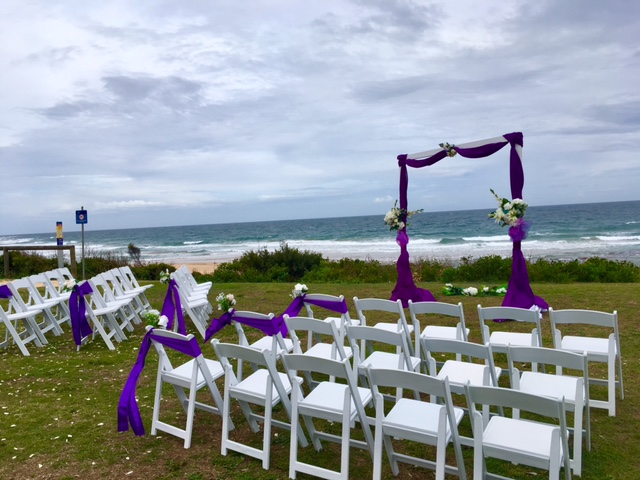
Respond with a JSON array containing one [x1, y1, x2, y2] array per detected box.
[[284, 314, 352, 387], [149, 328, 228, 448], [0, 287, 45, 356], [101, 269, 145, 319], [477, 305, 543, 354], [114, 267, 152, 310], [7, 280, 63, 339], [507, 345, 589, 476], [176, 265, 212, 294], [549, 308, 623, 416], [366, 367, 466, 480], [282, 353, 374, 480], [465, 384, 571, 480], [87, 277, 136, 336], [422, 337, 502, 441], [231, 310, 293, 380], [353, 297, 416, 357], [26, 273, 71, 331], [303, 293, 358, 350], [347, 324, 420, 402], [410, 300, 469, 364], [211, 340, 308, 470]]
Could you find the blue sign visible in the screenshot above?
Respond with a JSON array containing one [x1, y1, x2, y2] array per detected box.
[[76, 210, 88, 224]]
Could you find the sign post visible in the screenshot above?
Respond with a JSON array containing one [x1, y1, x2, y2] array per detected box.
[[76, 207, 88, 279], [56, 221, 64, 268]]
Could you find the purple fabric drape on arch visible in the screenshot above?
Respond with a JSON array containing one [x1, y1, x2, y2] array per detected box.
[[391, 132, 548, 311]]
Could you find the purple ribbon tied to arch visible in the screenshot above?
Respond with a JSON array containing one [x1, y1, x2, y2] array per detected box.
[[69, 281, 94, 346], [508, 219, 531, 242], [161, 279, 186, 335], [117, 328, 202, 436]]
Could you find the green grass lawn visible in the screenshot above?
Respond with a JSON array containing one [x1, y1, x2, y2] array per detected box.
[[1, 281, 638, 479]]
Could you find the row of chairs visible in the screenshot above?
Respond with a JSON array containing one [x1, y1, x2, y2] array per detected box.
[[0, 266, 154, 354], [148, 315, 582, 479]]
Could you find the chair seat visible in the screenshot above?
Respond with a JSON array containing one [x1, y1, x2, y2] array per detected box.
[[436, 360, 501, 389], [561, 335, 615, 357], [250, 336, 294, 355], [384, 397, 464, 440], [421, 325, 470, 340], [229, 369, 294, 406], [359, 351, 421, 372], [483, 416, 564, 463], [519, 372, 581, 406], [299, 381, 372, 422], [304, 342, 353, 360], [489, 331, 534, 348], [163, 358, 224, 388], [374, 322, 414, 335]]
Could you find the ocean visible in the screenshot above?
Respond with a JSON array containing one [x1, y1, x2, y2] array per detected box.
[[2, 200, 640, 266]]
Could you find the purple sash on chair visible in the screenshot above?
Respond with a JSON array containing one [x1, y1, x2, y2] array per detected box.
[[204, 309, 283, 342], [0, 284, 12, 299], [161, 279, 186, 335], [69, 282, 94, 346], [117, 328, 202, 436]]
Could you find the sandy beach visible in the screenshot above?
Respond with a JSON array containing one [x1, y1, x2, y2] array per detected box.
[[172, 262, 219, 275]]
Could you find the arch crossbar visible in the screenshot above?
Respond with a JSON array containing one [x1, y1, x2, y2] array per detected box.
[[391, 132, 548, 311]]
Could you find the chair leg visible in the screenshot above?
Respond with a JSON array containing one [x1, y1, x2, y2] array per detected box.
[[608, 356, 616, 416]]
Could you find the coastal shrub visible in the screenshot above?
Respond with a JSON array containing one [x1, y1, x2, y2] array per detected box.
[[302, 258, 397, 283], [0, 251, 58, 279], [212, 242, 324, 283], [131, 263, 175, 281], [413, 257, 455, 281]]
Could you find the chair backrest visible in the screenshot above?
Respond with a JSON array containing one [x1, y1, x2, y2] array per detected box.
[[6, 280, 34, 312], [408, 300, 468, 341], [346, 324, 414, 371], [119, 266, 142, 288], [549, 308, 619, 351], [353, 296, 414, 350], [507, 344, 588, 376], [477, 304, 543, 347], [466, 383, 568, 428], [230, 310, 287, 351], [422, 337, 500, 387], [284, 314, 349, 360]]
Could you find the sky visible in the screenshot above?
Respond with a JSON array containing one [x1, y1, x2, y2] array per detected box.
[[1, 0, 639, 236]]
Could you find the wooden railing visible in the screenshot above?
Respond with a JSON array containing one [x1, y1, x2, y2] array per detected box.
[[2, 245, 77, 278]]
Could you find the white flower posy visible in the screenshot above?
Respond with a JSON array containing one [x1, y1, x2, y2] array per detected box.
[[142, 309, 169, 328], [384, 200, 424, 231], [488, 188, 528, 227], [216, 292, 236, 313], [159, 269, 171, 284], [63, 279, 77, 292], [291, 283, 308, 298]]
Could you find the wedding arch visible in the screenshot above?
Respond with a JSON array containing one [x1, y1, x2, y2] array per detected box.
[[390, 132, 548, 311]]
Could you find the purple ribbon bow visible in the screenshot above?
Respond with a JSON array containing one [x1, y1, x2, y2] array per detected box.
[[204, 309, 284, 343], [272, 293, 349, 330], [508, 219, 531, 242], [117, 328, 202, 436], [69, 282, 94, 346], [161, 279, 186, 335]]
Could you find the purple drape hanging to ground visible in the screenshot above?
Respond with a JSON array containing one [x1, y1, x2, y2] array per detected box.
[[391, 132, 548, 311]]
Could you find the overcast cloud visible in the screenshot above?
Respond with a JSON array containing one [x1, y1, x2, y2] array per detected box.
[[1, 0, 638, 235]]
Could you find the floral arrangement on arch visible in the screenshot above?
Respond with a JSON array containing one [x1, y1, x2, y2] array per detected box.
[[216, 292, 236, 313], [442, 283, 507, 296], [291, 283, 308, 298], [384, 200, 424, 231], [142, 309, 169, 328], [488, 189, 528, 228]]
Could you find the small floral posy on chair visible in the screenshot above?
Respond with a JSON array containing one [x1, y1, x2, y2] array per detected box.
[[142, 309, 168, 328], [216, 292, 236, 313], [290, 283, 308, 298]]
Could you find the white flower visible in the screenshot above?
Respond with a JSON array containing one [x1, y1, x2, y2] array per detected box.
[[463, 287, 478, 296], [483, 286, 490, 293], [496, 287, 507, 294], [291, 283, 308, 298], [63, 279, 77, 292], [157, 315, 169, 328]]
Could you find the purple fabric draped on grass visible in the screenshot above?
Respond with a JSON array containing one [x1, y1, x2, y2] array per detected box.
[[0, 284, 12, 298], [161, 279, 186, 335], [69, 282, 94, 346], [117, 328, 202, 436], [203, 294, 349, 343], [392, 132, 548, 311]]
